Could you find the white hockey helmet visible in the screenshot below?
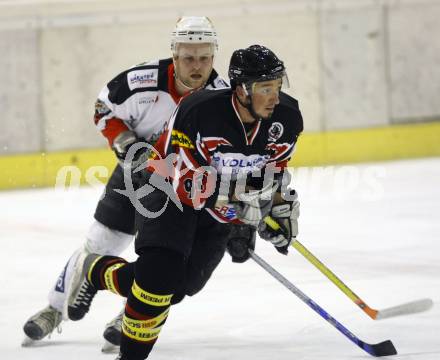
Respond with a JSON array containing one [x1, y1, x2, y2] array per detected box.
[[170, 16, 218, 54]]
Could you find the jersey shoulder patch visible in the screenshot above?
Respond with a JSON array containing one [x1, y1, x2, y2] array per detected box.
[[127, 68, 158, 90], [126, 59, 161, 90], [107, 59, 172, 105]]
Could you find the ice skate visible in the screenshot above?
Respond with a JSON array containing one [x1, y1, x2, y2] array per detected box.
[[22, 305, 62, 346], [101, 307, 124, 353], [66, 252, 100, 321]]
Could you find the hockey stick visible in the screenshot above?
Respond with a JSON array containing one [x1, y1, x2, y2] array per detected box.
[[249, 250, 397, 357], [291, 240, 433, 319], [263, 217, 433, 320]]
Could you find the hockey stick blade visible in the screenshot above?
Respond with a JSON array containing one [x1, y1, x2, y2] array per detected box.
[[376, 298, 433, 320], [363, 340, 397, 357], [249, 251, 398, 357]]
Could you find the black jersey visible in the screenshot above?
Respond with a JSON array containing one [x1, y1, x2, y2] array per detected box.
[[149, 88, 303, 223]]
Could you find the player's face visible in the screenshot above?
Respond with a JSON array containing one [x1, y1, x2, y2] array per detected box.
[[251, 79, 282, 119], [173, 43, 214, 90]]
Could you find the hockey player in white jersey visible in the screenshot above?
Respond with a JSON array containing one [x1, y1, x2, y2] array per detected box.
[[22, 16, 228, 349]]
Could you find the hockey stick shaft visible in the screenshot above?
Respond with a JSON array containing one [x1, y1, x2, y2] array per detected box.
[[291, 240, 378, 319], [262, 217, 376, 317], [291, 241, 433, 319], [249, 250, 397, 357], [263, 216, 432, 320]]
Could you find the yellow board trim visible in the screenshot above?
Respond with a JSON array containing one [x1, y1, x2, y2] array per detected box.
[[1, 122, 440, 190], [0, 148, 117, 190], [290, 121, 440, 167]]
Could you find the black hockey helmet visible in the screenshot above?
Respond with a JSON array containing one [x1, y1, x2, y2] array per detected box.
[[228, 45, 287, 90]]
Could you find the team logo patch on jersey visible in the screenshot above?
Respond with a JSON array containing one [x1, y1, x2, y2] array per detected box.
[[128, 69, 158, 90], [211, 152, 270, 177], [171, 130, 195, 149], [268, 122, 284, 142], [214, 204, 237, 220]]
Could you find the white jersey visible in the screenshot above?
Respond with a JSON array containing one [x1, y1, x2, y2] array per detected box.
[[93, 58, 228, 146]]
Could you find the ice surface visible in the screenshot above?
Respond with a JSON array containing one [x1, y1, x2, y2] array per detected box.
[[1, 158, 439, 359]]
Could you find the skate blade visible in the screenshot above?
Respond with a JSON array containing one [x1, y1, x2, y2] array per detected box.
[[21, 336, 37, 347], [101, 340, 119, 354]]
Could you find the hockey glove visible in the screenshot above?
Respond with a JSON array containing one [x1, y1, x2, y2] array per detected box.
[[231, 182, 278, 228], [258, 190, 299, 255], [112, 131, 150, 184], [226, 224, 256, 263], [112, 130, 139, 163]]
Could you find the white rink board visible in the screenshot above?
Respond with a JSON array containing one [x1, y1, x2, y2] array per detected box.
[[388, 2, 440, 121], [320, 6, 389, 130], [2, 0, 440, 154], [0, 28, 42, 154]]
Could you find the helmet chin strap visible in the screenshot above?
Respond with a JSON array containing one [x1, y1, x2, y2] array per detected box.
[[236, 84, 261, 121]]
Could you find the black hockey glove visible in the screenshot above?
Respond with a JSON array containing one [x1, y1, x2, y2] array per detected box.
[[258, 189, 299, 255], [112, 130, 150, 184], [226, 224, 256, 263]]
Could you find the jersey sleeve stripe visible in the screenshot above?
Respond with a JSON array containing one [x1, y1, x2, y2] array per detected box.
[[271, 142, 295, 162]]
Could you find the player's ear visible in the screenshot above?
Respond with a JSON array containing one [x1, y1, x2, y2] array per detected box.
[[235, 84, 247, 102]]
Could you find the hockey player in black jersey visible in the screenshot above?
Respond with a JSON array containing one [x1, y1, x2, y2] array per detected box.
[[70, 45, 303, 360], [22, 16, 230, 349]]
